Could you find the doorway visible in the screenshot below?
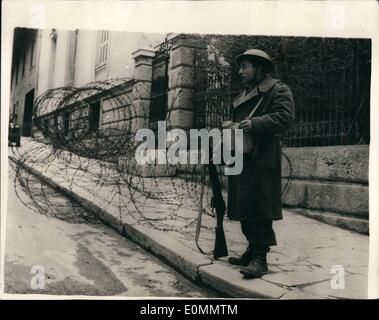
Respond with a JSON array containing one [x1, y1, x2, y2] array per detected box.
[[22, 89, 34, 136]]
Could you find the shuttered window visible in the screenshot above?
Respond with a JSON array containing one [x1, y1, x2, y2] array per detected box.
[[95, 30, 109, 70]]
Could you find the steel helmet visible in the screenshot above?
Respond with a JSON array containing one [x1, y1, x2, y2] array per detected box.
[[235, 49, 274, 69]]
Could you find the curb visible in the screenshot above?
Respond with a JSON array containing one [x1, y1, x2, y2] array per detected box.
[[9, 156, 288, 298]]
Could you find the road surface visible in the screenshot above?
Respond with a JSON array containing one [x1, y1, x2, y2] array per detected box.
[[4, 160, 217, 297]]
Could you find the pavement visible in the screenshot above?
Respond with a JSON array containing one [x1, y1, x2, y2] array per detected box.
[[6, 139, 369, 299]]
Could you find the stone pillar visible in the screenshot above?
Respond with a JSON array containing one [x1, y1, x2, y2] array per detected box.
[[166, 34, 206, 131], [130, 48, 155, 133], [122, 47, 176, 177]]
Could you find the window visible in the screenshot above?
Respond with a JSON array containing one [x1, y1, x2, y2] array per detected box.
[[15, 59, 19, 85], [95, 30, 109, 70], [22, 51, 26, 77], [44, 118, 49, 134], [30, 39, 35, 69], [66, 30, 78, 85], [89, 101, 101, 132], [63, 112, 70, 136]]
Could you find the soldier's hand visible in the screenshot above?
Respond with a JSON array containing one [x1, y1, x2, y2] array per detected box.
[[238, 119, 253, 132]]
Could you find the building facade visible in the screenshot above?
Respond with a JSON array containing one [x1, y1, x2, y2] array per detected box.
[[9, 28, 165, 136], [10, 29, 38, 136]]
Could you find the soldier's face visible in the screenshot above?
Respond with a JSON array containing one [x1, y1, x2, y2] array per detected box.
[[238, 59, 257, 84]]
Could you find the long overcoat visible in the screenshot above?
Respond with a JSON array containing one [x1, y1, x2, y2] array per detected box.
[[227, 76, 295, 221]]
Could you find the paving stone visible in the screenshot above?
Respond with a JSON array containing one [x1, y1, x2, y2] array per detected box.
[[293, 260, 315, 266], [271, 246, 309, 260], [277, 264, 315, 272], [280, 288, 324, 299], [310, 246, 368, 260], [305, 257, 369, 270], [345, 266, 369, 276], [268, 265, 283, 273], [268, 252, 300, 265], [301, 274, 368, 299], [261, 270, 331, 287], [199, 263, 289, 298]]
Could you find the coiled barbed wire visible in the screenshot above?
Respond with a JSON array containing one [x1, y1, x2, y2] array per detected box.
[[9, 72, 293, 237], [9, 78, 217, 234]]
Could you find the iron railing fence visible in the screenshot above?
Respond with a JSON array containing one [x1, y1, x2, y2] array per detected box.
[[192, 38, 371, 147], [279, 40, 371, 147], [193, 55, 235, 131]]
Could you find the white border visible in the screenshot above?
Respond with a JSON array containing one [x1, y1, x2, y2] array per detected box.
[[1, 0, 378, 299]]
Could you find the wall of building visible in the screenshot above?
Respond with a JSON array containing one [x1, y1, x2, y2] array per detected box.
[[106, 32, 163, 81], [37, 29, 89, 95], [10, 29, 38, 130], [36, 29, 165, 94], [16, 28, 165, 139], [73, 30, 97, 86]]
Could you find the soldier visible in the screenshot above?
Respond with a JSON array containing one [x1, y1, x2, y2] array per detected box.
[[227, 49, 295, 278]]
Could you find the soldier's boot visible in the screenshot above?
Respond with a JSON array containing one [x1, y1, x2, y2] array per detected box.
[[228, 245, 252, 267], [239, 245, 269, 278]]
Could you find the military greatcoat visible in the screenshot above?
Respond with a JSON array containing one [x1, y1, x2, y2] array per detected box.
[[227, 76, 295, 221]]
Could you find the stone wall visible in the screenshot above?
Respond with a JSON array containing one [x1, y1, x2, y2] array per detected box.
[[282, 145, 369, 234]]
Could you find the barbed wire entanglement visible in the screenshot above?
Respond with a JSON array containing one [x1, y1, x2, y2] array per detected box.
[[8, 76, 216, 234], [7, 36, 295, 237]]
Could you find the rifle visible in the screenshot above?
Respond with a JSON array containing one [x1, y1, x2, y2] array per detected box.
[[195, 162, 228, 259], [208, 159, 228, 259]]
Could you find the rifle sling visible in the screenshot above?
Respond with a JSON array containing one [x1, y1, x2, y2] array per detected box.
[[195, 165, 212, 255]]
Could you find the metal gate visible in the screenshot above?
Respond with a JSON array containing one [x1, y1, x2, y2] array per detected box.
[[149, 39, 171, 130], [193, 51, 236, 130]]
